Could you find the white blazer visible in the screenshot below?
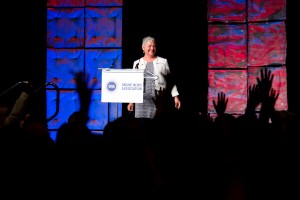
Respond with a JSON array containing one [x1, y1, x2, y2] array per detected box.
[[132, 56, 179, 97]]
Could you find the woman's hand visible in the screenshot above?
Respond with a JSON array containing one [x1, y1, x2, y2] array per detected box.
[[127, 103, 134, 112], [174, 96, 181, 109]]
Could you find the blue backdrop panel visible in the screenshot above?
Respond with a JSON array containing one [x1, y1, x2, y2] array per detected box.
[[47, 89, 109, 130], [49, 130, 58, 142], [47, 48, 85, 89], [109, 102, 122, 121], [47, 90, 79, 129], [88, 90, 109, 130], [85, 49, 122, 89], [85, 7, 122, 48], [47, 8, 84, 48]]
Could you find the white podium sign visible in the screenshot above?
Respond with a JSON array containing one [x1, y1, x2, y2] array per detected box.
[[101, 69, 144, 103]]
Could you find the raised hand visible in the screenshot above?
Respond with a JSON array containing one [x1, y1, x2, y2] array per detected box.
[[261, 88, 279, 113], [245, 84, 261, 115], [256, 68, 279, 124], [73, 71, 96, 123], [256, 68, 274, 99], [213, 92, 228, 116]]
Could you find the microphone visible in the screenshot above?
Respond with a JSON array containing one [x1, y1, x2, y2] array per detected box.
[[110, 54, 119, 68], [135, 59, 140, 69]]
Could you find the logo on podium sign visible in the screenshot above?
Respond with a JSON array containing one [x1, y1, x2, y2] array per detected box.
[[101, 69, 144, 103], [106, 81, 117, 92]]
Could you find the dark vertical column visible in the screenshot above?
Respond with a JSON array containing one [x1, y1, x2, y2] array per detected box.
[[286, 0, 299, 114], [1, 1, 47, 120]]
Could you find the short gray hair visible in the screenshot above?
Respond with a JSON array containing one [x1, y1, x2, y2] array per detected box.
[[142, 36, 155, 47]]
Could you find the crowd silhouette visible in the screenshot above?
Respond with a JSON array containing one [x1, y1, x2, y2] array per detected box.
[[0, 68, 298, 199]]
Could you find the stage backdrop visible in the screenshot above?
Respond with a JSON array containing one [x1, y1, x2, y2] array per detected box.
[[46, 0, 123, 140], [207, 0, 287, 118], [45, 0, 288, 140]]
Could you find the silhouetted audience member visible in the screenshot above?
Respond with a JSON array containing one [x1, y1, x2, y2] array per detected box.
[[0, 82, 32, 128], [102, 115, 163, 198], [211, 91, 247, 200], [2, 67, 297, 199], [55, 71, 104, 197], [0, 82, 57, 198]]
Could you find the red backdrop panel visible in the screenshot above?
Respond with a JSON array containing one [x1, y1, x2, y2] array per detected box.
[[47, 0, 85, 7], [208, 69, 247, 114], [208, 24, 247, 68], [86, 0, 123, 6], [208, 0, 247, 22], [248, 21, 286, 66], [248, 0, 286, 22]]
